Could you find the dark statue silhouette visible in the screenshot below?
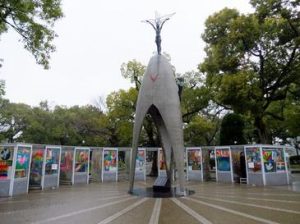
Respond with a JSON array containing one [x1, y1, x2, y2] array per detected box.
[[142, 12, 175, 55]]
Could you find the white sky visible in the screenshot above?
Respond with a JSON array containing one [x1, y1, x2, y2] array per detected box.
[[0, 0, 253, 107]]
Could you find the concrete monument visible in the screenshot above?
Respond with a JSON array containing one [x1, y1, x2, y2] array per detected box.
[[129, 12, 186, 195]]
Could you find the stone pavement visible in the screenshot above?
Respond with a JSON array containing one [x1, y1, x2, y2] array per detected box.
[[1, 180, 300, 224]]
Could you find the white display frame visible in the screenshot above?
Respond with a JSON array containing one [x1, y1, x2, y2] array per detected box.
[[135, 148, 146, 181], [101, 148, 118, 182], [43, 145, 62, 188], [215, 146, 234, 183], [10, 144, 33, 196], [261, 145, 288, 186], [73, 147, 90, 184], [157, 148, 167, 177], [0, 144, 17, 196], [186, 147, 203, 181]]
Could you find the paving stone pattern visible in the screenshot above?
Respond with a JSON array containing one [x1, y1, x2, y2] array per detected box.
[[0, 180, 300, 224]]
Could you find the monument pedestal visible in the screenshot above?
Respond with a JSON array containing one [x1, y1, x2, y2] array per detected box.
[[153, 176, 171, 192]]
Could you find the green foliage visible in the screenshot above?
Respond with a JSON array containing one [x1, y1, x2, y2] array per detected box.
[[0, 99, 110, 146], [106, 88, 137, 146], [219, 113, 246, 145], [200, 1, 300, 143], [181, 86, 210, 123], [0, 80, 5, 98], [184, 115, 219, 146], [265, 91, 300, 143], [0, 102, 32, 143], [178, 70, 222, 145], [48, 105, 109, 146], [120, 60, 145, 90], [0, 80, 7, 141], [0, 0, 63, 69]]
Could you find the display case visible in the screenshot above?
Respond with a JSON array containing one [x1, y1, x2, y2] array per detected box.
[[186, 147, 203, 181], [215, 147, 233, 183], [0, 144, 32, 196], [102, 148, 118, 182], [60, 146, 74, 185], [0, 144, 16, 196], [135, 148, 146, 181], [244, 145, 288, 186], [73, 147, 90, 184], [29, 145, 45, 189], [157, 148, 167, 177], [43, 146, 61, 188]]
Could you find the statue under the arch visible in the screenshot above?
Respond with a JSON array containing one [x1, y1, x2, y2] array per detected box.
[[129, 12, 186, 195]]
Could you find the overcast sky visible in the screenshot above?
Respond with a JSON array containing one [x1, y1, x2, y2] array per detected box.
[[0, 0, 253, 107]]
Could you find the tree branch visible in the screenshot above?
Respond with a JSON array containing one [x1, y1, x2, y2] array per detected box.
[[241, 38, 260, 57], [2, 18, 29, 40], [266, 46, 297, 93], [258, 48, 266, 93], [264, 111, 284, 121], [287, 18, 299, 37]]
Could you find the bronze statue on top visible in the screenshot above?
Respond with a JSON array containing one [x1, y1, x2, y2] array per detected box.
[[142, 12, 175, 55]]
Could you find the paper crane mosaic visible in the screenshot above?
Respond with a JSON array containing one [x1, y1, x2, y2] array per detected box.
[[129, 12, 186, 195]]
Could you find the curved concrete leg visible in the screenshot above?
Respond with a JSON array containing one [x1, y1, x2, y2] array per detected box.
[[129, 104, 149, 193], [157, 105, 186, 193]]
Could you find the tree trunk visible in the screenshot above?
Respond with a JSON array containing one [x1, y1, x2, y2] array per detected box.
[[254, 117, 271, 144]]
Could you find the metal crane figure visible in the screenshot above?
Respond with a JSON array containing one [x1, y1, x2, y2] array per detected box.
[[142, 12, 175, 55]]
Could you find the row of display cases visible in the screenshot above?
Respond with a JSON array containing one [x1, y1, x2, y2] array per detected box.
[[0, 144, 296, 197], [185, 145, 294, 186], [0, 144, 91, 197]]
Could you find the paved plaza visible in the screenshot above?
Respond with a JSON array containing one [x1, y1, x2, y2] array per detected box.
[[1, 180, 300, 224]]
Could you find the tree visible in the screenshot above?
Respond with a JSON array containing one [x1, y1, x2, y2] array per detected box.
[[49, 105, 109, 146], [0, 80, 4, 97], [219, 113, 246, 145], [106, 88, 138, 146], [176, 70, 223, 146], [22, 103, 53, 144], [5, 102, 109, 146], [184, 115, 220, 146], [265, 91, 300, 143], [178, 71, 210, 122], [0, 80, 9, 142], [0, 0, 63, 68], [200, 1, 300, 143], [120, 60, 145, 90], [0, 102, 32, 142]]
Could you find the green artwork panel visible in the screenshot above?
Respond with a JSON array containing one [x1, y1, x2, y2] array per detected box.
[[15, 147, 31, 178], [103, 150, 117, 172]]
